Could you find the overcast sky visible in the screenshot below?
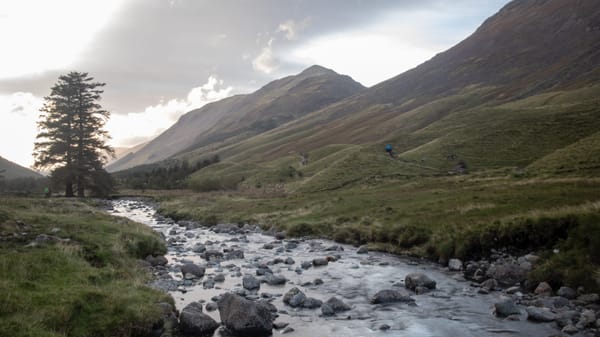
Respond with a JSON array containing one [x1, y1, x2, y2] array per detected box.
[[0, 0, 509, 168]]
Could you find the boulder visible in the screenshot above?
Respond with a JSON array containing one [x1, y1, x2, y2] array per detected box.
[[321, 303, 335, 316], [203, 250, 224, 261], [192, 243, 207, 253], [576, 309, 597, 329], [283, 287, 313, 308], [494, 298, 521, 317], [264, 274, 287, 286], [481, 278, 498, 291], [448, 259, 463, 271], [218, 293, 273, 336], [243, 275, 261, 291], [371, 289, 415, 304], [324, 297, 351, 312], [179, 302, 219, 336], [557, 286, 577, 299], [284, 257, 295, 265], [213, 223, 240, 233], [301, 261, 312, 269], [534, 282, 553, 296], [225, 250, 245, 260], [356, 245, 369, 254], [486, 262, 527, 287], [405, 273, 436, 291], [302, 297, 323, 309], [313, 258, 329, 266], [576, 293, 599, 304], [146, 255, 168, 266], [526, 306, 556, 322], [205, 302, 218, 311], [561, 324, 579, 335], [181, 263, 205, 278]]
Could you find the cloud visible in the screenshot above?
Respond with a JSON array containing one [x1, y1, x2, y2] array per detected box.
[[106, 76, 233, 147], [277, 19, 309, 40], [252, 39, 279, 74], [0, 92, 43, 167], [0, 0, 122, 79]]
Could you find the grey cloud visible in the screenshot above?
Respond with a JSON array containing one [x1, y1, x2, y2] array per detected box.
[[0, 0, 508, 115]]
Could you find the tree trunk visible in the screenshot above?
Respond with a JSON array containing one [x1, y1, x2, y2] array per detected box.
[[65, 180, 74, 197], [77, 174, 85, 197]]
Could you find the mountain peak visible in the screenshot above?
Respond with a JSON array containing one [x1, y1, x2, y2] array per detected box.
[[299, 65, 337, 77]]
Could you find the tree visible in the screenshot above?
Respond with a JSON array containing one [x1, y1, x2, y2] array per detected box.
[[34, 72, 114, 197]]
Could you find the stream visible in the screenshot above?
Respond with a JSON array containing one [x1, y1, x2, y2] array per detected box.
[[108, 199, 558, 337]]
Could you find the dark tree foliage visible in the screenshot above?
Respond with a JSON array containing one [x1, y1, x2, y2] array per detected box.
[[114, 155, 220, 190], [34, 72, 114, 197], [0, 177, 50, 196]]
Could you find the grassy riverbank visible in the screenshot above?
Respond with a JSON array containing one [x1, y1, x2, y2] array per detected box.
[[145, 172, 600, 292], [0, 197, 171, 337]]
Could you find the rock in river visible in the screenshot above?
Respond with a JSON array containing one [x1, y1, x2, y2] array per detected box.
[[179, 302, 219, 336], [181, 263, 205, 278], [371, 289, 415, 304], [405, 273, 436, 291], [526, 306, 556, 322], [243, 274, 261, 291], [494, 298, 521, 317], [218, 293, 273, 336]]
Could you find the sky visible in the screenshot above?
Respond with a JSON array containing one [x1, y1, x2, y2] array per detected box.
[[0, 0, 509, 168]]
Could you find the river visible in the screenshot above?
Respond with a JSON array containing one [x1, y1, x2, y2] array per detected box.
[[108, 199, 558, 337]]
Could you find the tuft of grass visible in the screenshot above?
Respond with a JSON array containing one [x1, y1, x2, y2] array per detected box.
[[0, 197, 171, 337]]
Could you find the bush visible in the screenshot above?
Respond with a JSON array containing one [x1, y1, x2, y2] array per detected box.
[[125, 233, 166, 259], [287, 222, 319, 237]]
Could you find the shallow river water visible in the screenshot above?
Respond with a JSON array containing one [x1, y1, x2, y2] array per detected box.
[[109, 199, 558, 337]]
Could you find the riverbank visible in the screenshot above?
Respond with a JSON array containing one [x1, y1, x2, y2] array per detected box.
[[128, 174, 600, 293], [111, 199, 599, 336], [0, 197, 173, 337]]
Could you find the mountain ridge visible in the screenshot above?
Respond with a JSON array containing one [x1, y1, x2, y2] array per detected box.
[[107, 65, 365, 172]]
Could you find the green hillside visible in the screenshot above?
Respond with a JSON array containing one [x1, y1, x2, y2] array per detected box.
[[118, 0, 600, 291], [0, 156, 42, 180]]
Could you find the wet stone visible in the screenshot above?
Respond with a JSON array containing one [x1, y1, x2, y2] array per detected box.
[[313, 258, 329, 266], [243, 274, 261, 290]]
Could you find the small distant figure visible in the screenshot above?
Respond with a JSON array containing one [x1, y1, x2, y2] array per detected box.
[[44, 186, 51, 198], [385, 144, 394, 158]]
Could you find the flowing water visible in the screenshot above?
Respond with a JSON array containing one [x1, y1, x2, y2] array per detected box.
[[108, 199, 558, 337]]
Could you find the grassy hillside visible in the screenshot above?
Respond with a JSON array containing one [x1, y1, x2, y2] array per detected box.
[[0, 197, 171, 337], [0, 156, 42, 180]]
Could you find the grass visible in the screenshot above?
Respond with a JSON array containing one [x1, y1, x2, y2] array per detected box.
[[0, 197, 171, 337], [126, 85, 600, 292], [152, 172, 600, 292]]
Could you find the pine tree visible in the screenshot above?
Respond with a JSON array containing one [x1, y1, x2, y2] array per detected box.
[[34, 72, 114, 197]]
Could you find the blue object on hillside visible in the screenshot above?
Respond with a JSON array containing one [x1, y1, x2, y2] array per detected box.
[[385, 144, 392, 153]]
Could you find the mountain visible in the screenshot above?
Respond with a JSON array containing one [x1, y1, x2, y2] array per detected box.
[[0, 156, 42, 180], [107, 65, 365, 172], [177, 0, 600, 189], [107, 142, 148, 166]]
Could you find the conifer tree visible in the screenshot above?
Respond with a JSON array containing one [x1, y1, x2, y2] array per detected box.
[[34, 72, 114, 197]]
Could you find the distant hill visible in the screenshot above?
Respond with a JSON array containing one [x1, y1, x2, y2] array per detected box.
[[107, 65, 365, 172], [0, 156, 42, 180], [106, 142, 147, 166]]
